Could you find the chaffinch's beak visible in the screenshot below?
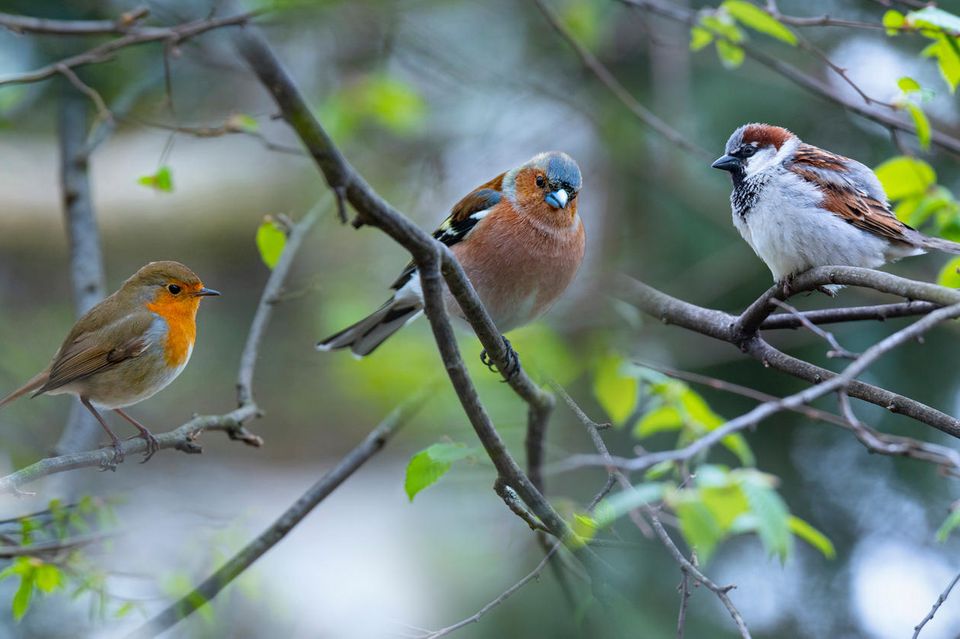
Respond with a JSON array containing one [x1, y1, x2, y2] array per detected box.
[[545, 189, 569, 209], [711, 154, 741, 172], [194, 287, 221, 297]]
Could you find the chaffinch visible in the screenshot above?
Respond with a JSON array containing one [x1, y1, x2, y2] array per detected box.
[[317, 151, 585, 367]]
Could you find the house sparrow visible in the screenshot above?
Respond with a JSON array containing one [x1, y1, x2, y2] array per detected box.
[[317, 151, 585, 373], [712, 123, 960, 287]]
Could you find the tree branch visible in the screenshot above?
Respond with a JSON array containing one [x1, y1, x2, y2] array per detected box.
[[759, 301, 940, 330], [531, 0, 709, 159], [232, 27, 576, 545], [0, 7, 150, 35], [618, 269, 960, 440], [132, 394, 425, 638], [913, 571, 960, 638]]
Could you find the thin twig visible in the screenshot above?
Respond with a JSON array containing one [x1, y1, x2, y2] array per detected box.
[[759, 301, 940, 330], [531, 0, 710, 159], [132, 393, 427, 638], [913, 571, 960, 638], [769, 298, 858, 359]]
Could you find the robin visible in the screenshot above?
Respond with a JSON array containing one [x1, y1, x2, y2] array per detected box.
[[0, 261, 220, 463]]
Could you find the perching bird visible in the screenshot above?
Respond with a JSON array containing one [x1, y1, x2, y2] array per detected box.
[[712, 123, 960, 286], [0, 261, 220, 462], [317, 151, 585, 372]]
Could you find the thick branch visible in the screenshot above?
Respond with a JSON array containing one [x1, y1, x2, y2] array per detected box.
[[618, 271, 960, 439], [232, 27, 573, 542], [132, 396, 422, 638]]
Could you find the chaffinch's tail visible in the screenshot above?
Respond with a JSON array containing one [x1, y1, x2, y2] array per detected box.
[[316, 299, 423, 357]]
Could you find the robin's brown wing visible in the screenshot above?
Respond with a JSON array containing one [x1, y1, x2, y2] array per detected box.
[[35, 312, 155, 396], [390, 172, 506, 290], [791, 144, 914, 244]]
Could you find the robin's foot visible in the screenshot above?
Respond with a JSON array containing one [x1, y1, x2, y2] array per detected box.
[[108, 434, 124, 466], [479, 336, 521, 380], [127, 428, 160, 463], [114, 408, 160, 463]]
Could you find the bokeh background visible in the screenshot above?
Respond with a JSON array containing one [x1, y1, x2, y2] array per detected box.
[[1, 0, 960, 637]]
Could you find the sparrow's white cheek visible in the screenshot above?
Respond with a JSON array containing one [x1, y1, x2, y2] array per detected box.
[[743, 148, 778, 178]]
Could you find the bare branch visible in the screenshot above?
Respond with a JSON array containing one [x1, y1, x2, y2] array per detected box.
[[760, 301, 940, 330], [618, 269, 960, 440], [0, 11, 260, 89], [913, 571, 960, 638], [0, 7, 149, 35], [132, 394, 425, 638], [558, 301, 960, 474], [531, 0, 710, 159], [769, 298, 858, 359], [0, 406, 261, 494], [236, 207, 319, 406], [232, 27, 577, 547]]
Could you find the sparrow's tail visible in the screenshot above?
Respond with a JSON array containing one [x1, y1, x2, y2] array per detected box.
[[920, 235, 960, 255], [0, 369, 49, 409], [316, 299, 423, 357]]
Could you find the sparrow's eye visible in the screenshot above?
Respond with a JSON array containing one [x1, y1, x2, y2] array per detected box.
[[167, 284, 181, 295], [535, 175, 546, 188], [741, 146, 757, 158]]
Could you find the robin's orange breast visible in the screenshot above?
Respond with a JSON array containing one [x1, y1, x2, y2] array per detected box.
[[146, 297, 200, 367]]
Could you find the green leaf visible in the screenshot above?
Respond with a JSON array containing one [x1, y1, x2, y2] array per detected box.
[[883, 10, 905, 36], [593, 483, 666, 528], [690, 26, 714, 51], [700, 484, 751, 531], [255, 219, 287, 270], [936, 507, 960, 542], [561, 0, 603, 51], [922, 35, 960, 92], [788, 516, 835, 559], [362, 75, 426, 134], [740, 475, 792, 561], [721, 433, 756, 467], [904, 102, 931, 150], [137, 166, 174, 193], [898, 76, 922, 93], [33, 564, 63, 594], [12, 573, 33, 622], [634, 405, 683, 437], [114, 601, 137, 619], [907, 7, 960, 34], [722, 0, 797, 44], [570, 513, 598, 547], [679, 389, 723, 430], [937, 256, 960, 288], [675, 499, 724, 563], [592, 353, 638, 427], [700, 15, 743, 43], [715, 39, 745, 69], [874, 156, 936, 200], [404, 442, 475, 501], [226, 113, 259, 133]]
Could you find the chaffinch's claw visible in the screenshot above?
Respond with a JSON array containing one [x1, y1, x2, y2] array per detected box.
[[479, 336, 521, 381]]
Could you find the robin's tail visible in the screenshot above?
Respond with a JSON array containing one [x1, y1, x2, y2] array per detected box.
[[0, 369, 49, 409], [316, 299, 423, 357]]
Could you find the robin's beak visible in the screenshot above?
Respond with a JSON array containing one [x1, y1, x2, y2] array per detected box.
[[711, 154, 741, 172], [545, 189, 569, 209], [194, 287, 221, 297]]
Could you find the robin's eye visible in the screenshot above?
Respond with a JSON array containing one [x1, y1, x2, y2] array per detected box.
[[741, 146, 757, 158], [167, 284, 181, 295], [535, 175, 546, 188]]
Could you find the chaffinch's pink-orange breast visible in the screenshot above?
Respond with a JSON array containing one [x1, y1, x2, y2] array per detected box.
[[450, 204, 585, 331]]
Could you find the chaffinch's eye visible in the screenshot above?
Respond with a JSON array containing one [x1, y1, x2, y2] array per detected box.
[[167, 284, 181, 295], [535, 175, 546, 188], [741, 146, 757, 158]]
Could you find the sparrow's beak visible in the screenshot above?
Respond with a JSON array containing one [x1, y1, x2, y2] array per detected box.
[[545, 189, 569, 209], [711, 154, 741, 172], [194, 287, 221, 297]]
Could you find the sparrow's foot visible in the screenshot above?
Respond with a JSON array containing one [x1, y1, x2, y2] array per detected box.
[[816, 285, 838, 298], [479, 336, 521, 380]]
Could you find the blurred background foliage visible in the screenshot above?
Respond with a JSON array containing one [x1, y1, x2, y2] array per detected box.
[[1, 0, 960, 637]]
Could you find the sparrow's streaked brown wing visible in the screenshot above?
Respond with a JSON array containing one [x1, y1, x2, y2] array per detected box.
[[790, 145, 914, 245], [35, 313, 155, 396], [390, 172, 506, 290]]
